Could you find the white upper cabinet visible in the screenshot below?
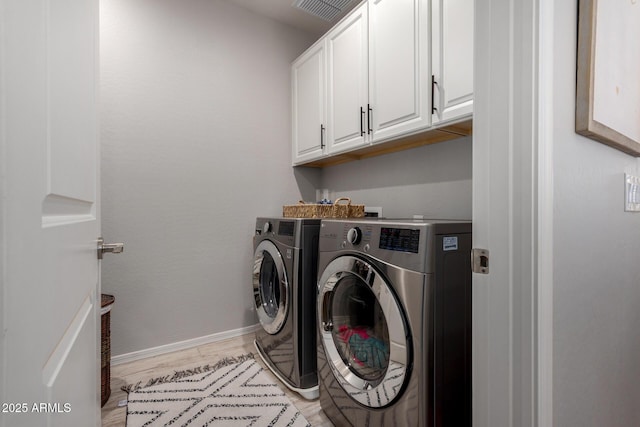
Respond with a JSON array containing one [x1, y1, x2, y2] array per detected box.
[[327, 0, 430, 150], [292, 42, 326, 164], [326, 3, 369, 155], [368, 0, 430, 142], [431, 0, 474, 124], [292, 0, 473, 166]]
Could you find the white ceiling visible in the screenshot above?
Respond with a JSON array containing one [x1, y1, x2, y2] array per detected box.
[[224, 0, 358, 37]]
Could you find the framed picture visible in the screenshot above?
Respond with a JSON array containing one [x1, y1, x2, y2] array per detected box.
[[576, 0, 640, 156]]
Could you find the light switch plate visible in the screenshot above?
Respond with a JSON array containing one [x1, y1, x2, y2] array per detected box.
[[625, 173, 640, 212]]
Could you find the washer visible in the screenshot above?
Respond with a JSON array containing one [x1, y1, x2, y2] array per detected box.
[[316, 219, 472, 426], [252, 217, 320, 400]]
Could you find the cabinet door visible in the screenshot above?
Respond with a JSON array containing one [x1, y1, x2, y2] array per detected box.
[[326, 3, 369, 154], [292, 42, 326, 165], [368, 0, 430, 143], [431, 0, 474, 124]]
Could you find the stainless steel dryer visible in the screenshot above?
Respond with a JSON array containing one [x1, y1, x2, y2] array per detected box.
[[252, 217, 320, 400], [316, 219, 472, 426]]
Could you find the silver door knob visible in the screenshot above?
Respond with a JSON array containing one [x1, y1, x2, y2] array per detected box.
[[97, 237, 124, 259]]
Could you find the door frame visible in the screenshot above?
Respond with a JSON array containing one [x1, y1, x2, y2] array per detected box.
[[472, 0, 553, 426]]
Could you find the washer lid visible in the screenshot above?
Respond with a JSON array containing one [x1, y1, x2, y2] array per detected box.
[[318, 255, 411, 408], [253, 240, 289, 335]]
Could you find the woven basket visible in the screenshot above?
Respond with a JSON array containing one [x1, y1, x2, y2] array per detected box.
[[101, 294, 115, 407], [283, 197, 365, 219]]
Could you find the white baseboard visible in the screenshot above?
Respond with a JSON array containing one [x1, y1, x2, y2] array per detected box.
[[111, 324, 259, 366]]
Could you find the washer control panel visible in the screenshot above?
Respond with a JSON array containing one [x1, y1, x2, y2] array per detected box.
[[341, 223, 373, 247], [341, 224, 420, 253], [378, 227, 421, 253], [346, 227, 362, 244], [319, 219, 471, 273]]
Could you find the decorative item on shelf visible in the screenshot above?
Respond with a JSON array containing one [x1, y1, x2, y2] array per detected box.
[[283, 197, 365, 218], [316, 188, 334, 203]]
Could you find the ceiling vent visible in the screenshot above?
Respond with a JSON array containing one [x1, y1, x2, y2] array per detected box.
[[293, 0, 355, 22]]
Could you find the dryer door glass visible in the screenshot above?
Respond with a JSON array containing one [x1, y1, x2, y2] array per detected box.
[[330, 276, 390, 382], [318, 255, 410, 408], [259, 252, 281, 318], [253, 240, 288, 335]]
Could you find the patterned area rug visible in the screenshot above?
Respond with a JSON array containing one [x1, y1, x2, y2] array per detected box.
[[124, 354, 310, 427]]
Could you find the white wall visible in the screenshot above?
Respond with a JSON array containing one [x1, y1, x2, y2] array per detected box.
[[100, 0, 316, 356], [319, 136, 472, 219], [552, 2, 640, 425]]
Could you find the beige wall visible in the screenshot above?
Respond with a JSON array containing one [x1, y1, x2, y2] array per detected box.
[[552, 2, 640, 425], [100, 0, 315, 356]]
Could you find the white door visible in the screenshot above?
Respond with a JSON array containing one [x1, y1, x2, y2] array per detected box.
[[431, 0, 474, 125], [326, 2, 369, 155], [368, 0, 430, 143], [292, 42, 326, 165], [1, 0, 101, 426]]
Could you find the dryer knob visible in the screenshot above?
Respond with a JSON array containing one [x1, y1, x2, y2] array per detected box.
[[263, 221, 272, 234], [347, 227, 362, 245]]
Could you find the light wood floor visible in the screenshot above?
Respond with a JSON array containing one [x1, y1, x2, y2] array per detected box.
[[101, 332, 334, 427]]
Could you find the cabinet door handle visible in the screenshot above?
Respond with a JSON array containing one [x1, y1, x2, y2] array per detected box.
[[367, 104, 372, 135], [360, 107, 365, 137], [320, 124, 325, 149], [432, 75, 438, 114]]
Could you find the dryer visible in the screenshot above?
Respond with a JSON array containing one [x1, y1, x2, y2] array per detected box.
[[252, 217, 320, 400], [316, 219, 472, 426]]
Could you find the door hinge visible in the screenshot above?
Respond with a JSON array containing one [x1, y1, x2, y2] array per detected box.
[[471, 248, 489, 274]]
